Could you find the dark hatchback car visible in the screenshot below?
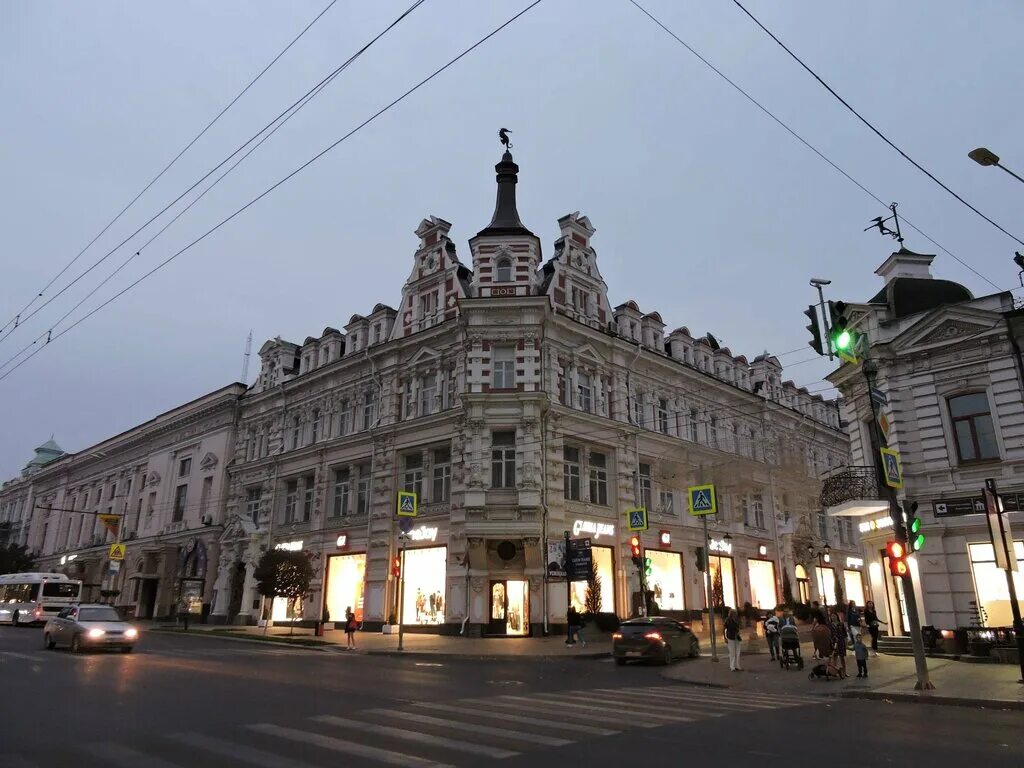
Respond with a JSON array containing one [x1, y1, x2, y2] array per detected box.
[[612, 617, 700, 666]]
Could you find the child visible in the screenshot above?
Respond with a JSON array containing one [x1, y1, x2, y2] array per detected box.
[[854, 635, 868, 678]]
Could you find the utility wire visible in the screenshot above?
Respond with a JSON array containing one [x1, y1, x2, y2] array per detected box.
[[0, 0, 427, 349], [0, 0, 340, 337], [0, 0, 545, 383], [627, 0, 1002, 292], [731, 0, 1024, 249]]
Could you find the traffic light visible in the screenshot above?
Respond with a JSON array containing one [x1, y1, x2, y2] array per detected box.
[[828, 300, 858, 364], [644, 556, 653, 578], [391, 556, 401, 578], [694, 546, 706, 573], [908, 501, 925, 551], [886, 540, 909, 578], [804, 305, 824, 356], [630, 536, 642, 568]]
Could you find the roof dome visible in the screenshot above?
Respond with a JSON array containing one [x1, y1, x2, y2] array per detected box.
[[869, 277, 973, 318]]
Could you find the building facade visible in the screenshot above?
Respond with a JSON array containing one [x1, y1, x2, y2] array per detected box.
[[212, 149, 854, 633], [824, 248, 1024, 633]]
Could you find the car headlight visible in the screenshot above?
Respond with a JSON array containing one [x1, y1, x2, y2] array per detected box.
[[87, 628, 106, 638], [125, 628, 138, 639]]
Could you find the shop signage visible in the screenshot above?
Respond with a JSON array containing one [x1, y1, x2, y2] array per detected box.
[[59, 554, 78, 565], [547, 539, 567, 580], [566, 537, 593, 580], [858, 516, 893, 533], [688, 484, 717, 516], [708, 537, 732, 555], [758, 544, 768, 557], [336, 533, 348, 549], [880, 448, 903, 489], [275, 540, 303, 552], [846, 557, 863, 569], [572, 518, 614, 539], [408, 525, 438, 543], [659, 530, 671, 547]]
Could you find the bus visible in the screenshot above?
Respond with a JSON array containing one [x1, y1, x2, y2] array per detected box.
[[0, 573, 83, 626]]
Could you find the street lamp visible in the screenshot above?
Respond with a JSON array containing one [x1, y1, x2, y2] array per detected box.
[[968, 147, 1024, 186], [808, 542, 832, 607]]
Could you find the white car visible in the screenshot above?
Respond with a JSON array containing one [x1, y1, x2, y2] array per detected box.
[[43, 604, 139, 653]]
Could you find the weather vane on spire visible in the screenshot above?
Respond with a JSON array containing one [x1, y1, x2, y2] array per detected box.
[[498, 128, 513, 149], [864, 202, 904, 245]]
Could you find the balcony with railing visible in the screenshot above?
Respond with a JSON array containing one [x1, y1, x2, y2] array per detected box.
[[820, 466, 888, 518]]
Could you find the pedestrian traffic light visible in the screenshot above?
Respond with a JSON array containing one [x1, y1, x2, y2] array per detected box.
[[630, 536, 642, 568], [828, 300, 859, 364], [886, 540, 909, 578], [909, 504, 925, 551], [644, 556, 652, 577], [804, 304, 824, 356], [391, 556, 401, 578]]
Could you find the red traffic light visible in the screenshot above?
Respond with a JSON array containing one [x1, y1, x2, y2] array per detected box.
[[629, 536, 641, 556], [391, 557, 401, 578], [886, 540, 908, 577]]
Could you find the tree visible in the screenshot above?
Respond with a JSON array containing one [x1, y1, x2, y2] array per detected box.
[[711, 567, 726, 615], [781, 569, 794, 606], [584, 563, 602, 616], [834, 571, 845, 608], [0, 543, 36, 574], [253, 549, 314, 635]]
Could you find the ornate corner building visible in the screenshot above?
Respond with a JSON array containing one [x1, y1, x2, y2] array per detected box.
[[1, 147, 854, 631]]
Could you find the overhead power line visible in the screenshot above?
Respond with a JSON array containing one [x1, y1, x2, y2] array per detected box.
[[626, 0, 1002, 292], [731, 0, 1024, 249], [0, 0, 546, 384], [0, 0, 340, 337]]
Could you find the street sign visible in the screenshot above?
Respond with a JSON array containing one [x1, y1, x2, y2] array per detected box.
[[398, 517, 414, 534], [869, 386, 888, 406], [108, 542, 126, 561], [98, 513, 121, 537], [625, 507, 648, 532], [397, 490, 417, 518], [566, 538, 593, 581], [933, 497, 986, 518], [880, 448, 903, 489], [877, 410, 892, 443], [984, 486, 1017, 573], [108, 560, 121, 574], [688, 484, 717, 516]]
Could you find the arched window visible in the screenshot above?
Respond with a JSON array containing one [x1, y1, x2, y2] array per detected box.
[[496, 258, 512, 283]]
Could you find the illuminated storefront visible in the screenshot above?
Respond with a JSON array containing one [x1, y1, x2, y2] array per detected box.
[[815, 566, 837, 605], [968, 541, 1024, 627], [401, 545, 447, 625], [795, 564, 810, 603], [489, 579, 529, 636], [271, 596, 303, 622], [706, 554, 738, 611], [570, 545, 614, 613], [843, 558, 866, 607], [746, 559, 778, 610], [325, 552, 366, 623], [647, 550, 685, 611]]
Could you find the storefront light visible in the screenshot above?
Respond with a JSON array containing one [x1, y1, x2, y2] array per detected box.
[[572, 519, 615, 539], [275, 540, 303, 552], [846, 557, 863, 568], [758, 544, 768, 557], [659, 530, 671, 547], [408, 526, 438, 543], [336, 533, 348, 549], [709, 537, 732, 555]]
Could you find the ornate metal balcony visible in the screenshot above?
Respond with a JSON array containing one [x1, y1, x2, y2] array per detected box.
[[820, 466, 888, 518]]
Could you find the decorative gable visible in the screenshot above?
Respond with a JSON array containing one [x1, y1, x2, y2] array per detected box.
[[392, 217, 469, 339]]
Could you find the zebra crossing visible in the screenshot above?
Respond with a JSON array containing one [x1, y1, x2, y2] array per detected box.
[[1, 685, 818, 767]]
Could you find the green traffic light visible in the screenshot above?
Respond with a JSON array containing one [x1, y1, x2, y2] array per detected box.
[[913, 533, 925, 551], [911, 517, 921, 534], [835, 329, 852, 350]]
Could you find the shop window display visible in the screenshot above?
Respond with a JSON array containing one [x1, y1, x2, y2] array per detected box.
[[646, 550, 685, 610], [843, 569, 866, 607], [326, 553, 366, 623], [968, 541, 1024, 627], [815, 566, 837, 605], [705, 555, 737, 610], [570, 545, 614, 613], [747, 559, 777, 609], [402, 546, 447, 625]]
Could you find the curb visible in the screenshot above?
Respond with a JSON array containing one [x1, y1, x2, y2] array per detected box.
[[365, 650, 611, 661], [840, 689, 1024, 711], [149, 627, 332, 651]]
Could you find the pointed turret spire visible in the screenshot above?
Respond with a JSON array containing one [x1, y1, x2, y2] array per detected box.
[[477, 149, 533, 237]]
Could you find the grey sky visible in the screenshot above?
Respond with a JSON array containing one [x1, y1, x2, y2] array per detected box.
[[1, 0, 1021, 478]]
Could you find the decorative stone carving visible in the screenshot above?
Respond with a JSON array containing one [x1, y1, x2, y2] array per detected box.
[[199, 452, 219, 471], [147, 471, 161, 487]]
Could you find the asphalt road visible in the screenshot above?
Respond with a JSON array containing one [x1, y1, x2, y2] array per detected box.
[[1, 625, 1021, 767]]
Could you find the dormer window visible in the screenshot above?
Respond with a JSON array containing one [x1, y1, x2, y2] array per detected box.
[[496, 258, 512, 283], [373, 324, 381, 344]]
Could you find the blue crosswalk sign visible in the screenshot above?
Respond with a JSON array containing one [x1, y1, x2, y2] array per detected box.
[[397, 490, 418, 517], [688, 484, 717, 516], [626, 507, 648, 531]]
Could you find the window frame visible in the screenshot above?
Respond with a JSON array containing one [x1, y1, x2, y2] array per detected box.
[[432, 448, 451, 502], [588, 451, 608, 506], [947, 392, 999, 463], [172, 484, 188, 523], [331, 469, 351, 518], [492, 346, 516, 390], [563, 446, 581, 501], [491, 431, 517, 489], [495, 257, 513, 283]]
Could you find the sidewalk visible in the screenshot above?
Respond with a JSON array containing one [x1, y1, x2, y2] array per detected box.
[[661, 641, 1024, 710], [148, 621, 611, 659]]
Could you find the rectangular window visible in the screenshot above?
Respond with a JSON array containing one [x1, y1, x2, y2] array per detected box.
[[639, 463, 652, 511], [420, 292, 435, 317], [739, 494, 750, 526], [199, 476, 213, 518], [659, 490, 674, 515], [362, 394, 377, 431], [283, 480, 298, 524], [658, 398, 669, 434], [949, 393, 999, 462], [108, 483, 117, 500], [178, 458, 191, 478], [563, 446, 581, 501], [589, 452, 608, 505], [752, 493, 765, 529], [817, 511, 829, 540], [356, 470, 370, 516], [332, 469, 351, 518], [173, 485, 188, 523], [633, 393, 643, 426], [709, 418, 718, 447], [492, 346, 515, 390], [491, 431, 516, 489], [291, 416, 301, 449], [404, 453, 424, 499], [311, 409, 321, 443], [420, 377, 437, 416], [432, 448, 451, 502], [302, 476, 314, 522], [147, 492, 156, 519], [245, 488, 262, 523], [578, 373, 592, 412], [338, 401, 352, 436]]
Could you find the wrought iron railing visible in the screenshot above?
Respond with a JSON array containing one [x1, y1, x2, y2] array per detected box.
[[820, 466, 882, 508]]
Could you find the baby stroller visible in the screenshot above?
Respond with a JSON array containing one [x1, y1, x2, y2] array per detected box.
[[779, 623, 804, 670], [808, 655, 846, 681]]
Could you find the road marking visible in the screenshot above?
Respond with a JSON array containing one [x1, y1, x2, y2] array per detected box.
[[83, 743, 184, 768], [367, 709, 571, 747], [0, 652, 46, 662], [312, 714, 519, 759], [247, 723, 451, 768], [168, 733, 318, 768], [601, 687, 766, 710], [524, 693, 696, 723], [483, 697, 641, 727], [414, 702, 618, 736], [545, 689, 710, 716], [619, 686, 798, 709]]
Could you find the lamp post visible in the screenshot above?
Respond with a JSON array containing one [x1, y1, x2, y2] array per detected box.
[[808, 542, 831, 607], [969, 147, 1024, 186]]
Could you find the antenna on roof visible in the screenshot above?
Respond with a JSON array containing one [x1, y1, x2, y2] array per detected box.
[[241, 330, 253, 383]]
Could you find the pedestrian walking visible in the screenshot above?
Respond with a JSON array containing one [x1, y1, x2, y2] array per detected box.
[[344, 606, 357, 649], [853, 635, 869, 678], [828, 610, 848, 677], [763, 609, 781, 661], [863, 601, 885, 656], [811, 617, 831, 661], [846, 599, 863, 645], [724, 608, 743, 671], [566, 606, 584, 646]]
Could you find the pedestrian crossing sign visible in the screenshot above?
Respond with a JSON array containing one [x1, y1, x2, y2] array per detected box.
[[688, 484, 717, 516], [880, 448, 903, 489], [626, 507, 648, 532], [108, 542, 126, 561], [397, 490, 418, 517]]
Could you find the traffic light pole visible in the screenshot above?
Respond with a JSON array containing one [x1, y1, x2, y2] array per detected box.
[[985, 480, 1024, 684], [702, 514, 719, 662], [397, 534, 407, 652], [863, 361, 933, 690]]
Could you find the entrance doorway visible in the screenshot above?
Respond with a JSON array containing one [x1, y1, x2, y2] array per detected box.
[[137, 579, 158, 620], [488, 579, 529, 636]]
